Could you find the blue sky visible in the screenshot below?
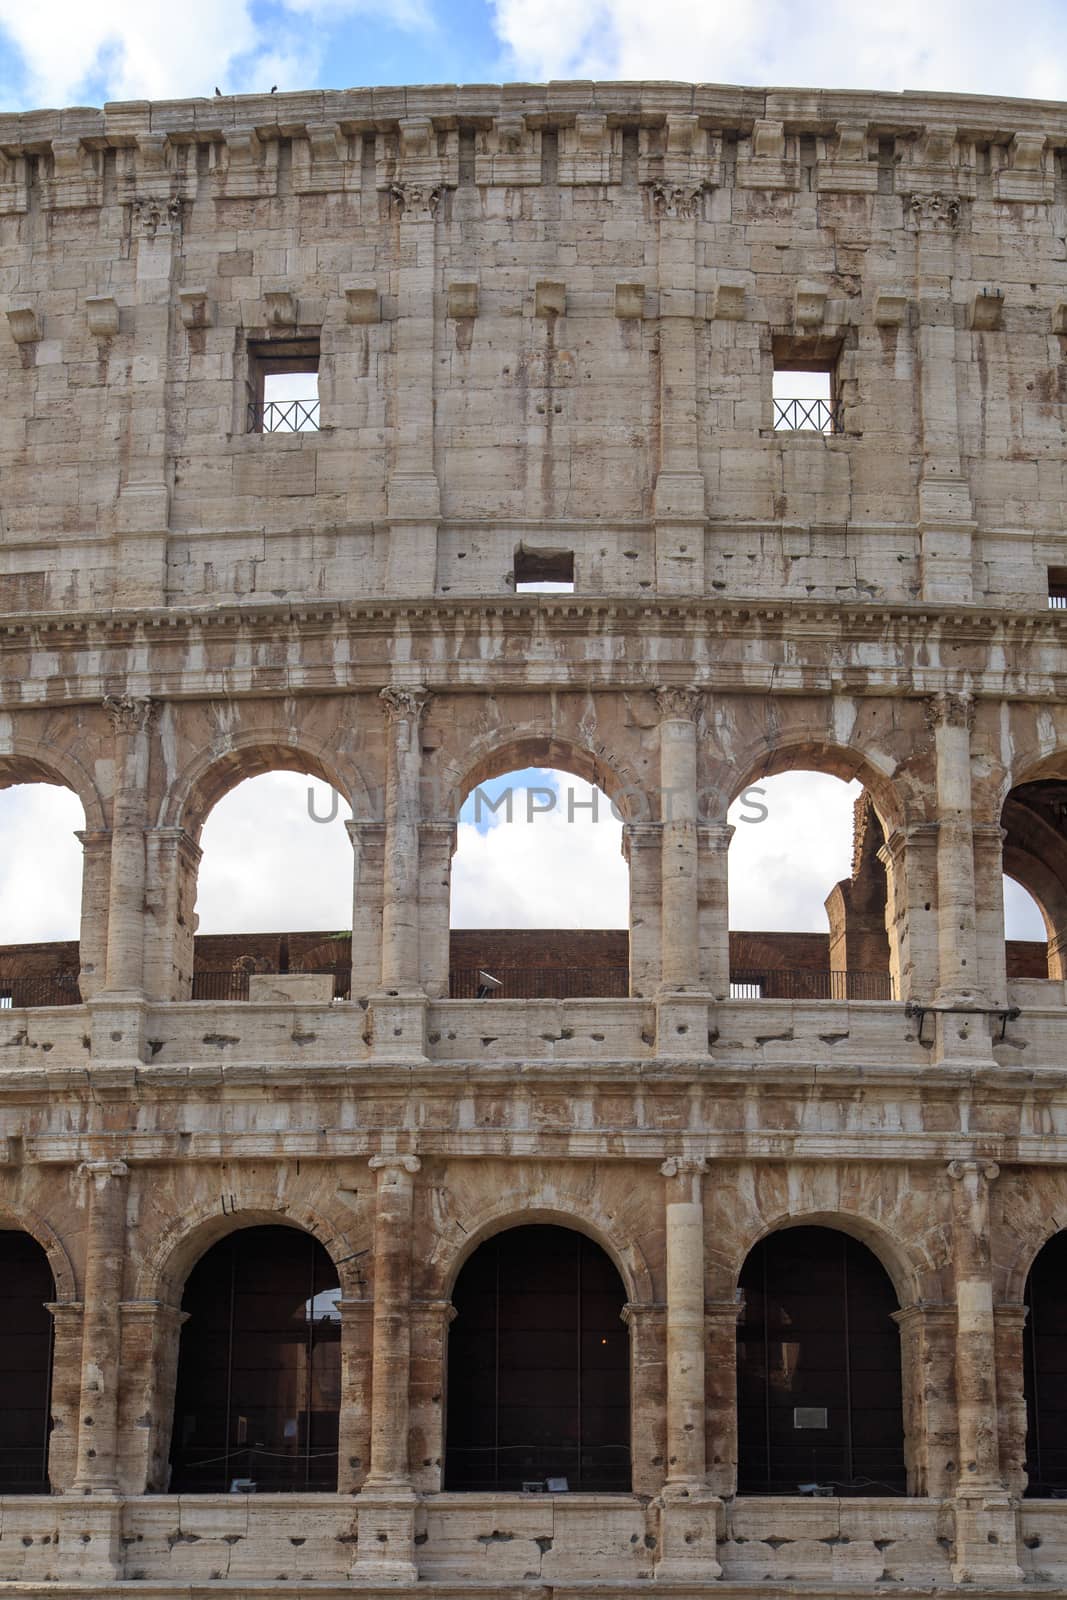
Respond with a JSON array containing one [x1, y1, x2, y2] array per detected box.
[[1, 0, 1067, 113]]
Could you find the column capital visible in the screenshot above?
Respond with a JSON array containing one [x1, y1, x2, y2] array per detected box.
[[380, 685, 432, 725], [103, 694, 156, 735], [661, 1155, 708, 1178], [78, 1158, 131, 1187], [369, 1153, 421, 1176], [923, 691, 975, 732], [655, 685, 703, 722], [947, 1158, 1000, 1184]]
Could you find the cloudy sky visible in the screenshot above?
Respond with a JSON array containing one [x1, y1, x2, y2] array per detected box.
[[0, 771, 1046, 945], [0, 0, 1065, 110]]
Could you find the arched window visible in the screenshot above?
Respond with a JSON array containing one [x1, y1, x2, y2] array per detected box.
[[169, 1226, 340, 1493], [450, 766, 628, 998], [0, 1231, 55, 1493], [1024, 1231, 1067, 1495], [737, 1226, 905, 1496], [445, 1225, 630, 1492], [0, 782, 85, 1006]]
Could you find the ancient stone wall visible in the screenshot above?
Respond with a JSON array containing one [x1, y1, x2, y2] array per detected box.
[[0, 76, 1064, 1596]]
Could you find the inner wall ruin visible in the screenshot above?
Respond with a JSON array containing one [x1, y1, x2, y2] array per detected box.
[[0, 77, 1065, 1592]]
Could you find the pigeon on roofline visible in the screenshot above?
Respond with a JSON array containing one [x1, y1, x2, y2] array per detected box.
[[215, 87, 222, 96]]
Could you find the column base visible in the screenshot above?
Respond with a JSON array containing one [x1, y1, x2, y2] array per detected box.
[[931, 1005, 996, 1069], [653, 1488, 724, 1580], [367, 993, 429, 1063], [951, 1489, 1022, 1583], [655, 993, 711, 1059], [353, 1487, 419, 1584], [53, 1496, 123, 1579], [87, 994, 148, 1064]]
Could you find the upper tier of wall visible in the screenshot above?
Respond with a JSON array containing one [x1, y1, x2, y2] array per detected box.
[[3, 80, 1067, 612]]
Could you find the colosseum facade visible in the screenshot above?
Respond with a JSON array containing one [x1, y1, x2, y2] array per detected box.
[[0, 74, 1062, 1595]]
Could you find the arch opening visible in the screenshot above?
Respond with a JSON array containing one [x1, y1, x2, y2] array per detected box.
[[728, 774, 894, 1001], [1024, 1230, 1067, 1496], [1001, 780, 1067, 979], [449, 766, 629, 999], [0, 1230, 56, 1493], [168, 1225, 341, 1493], [191, 771, 354, 1001], [445, 1224, 631, 1492], [736, 1226, 906, 1496], [0, 782, 85, 1007]]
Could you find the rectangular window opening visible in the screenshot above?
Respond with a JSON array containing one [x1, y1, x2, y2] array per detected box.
[[773, 338, 841, 434], [1049, 567, 1067, 609], [247, 338, 321, 434], [515, 548, 575, 594]]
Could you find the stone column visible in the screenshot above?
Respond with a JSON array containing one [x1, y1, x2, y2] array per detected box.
[[652, 188, 705, 595], [347, 819, 384, 1000], [655, 1156, 722, 1578], [73, 1159, 130, 1494], [947, 1159, 1022, 1582], [623, 822, 661, 998], [973, 822, 1009, 1004], [385, 182, 440, 595], [926, 694, 988, 1022], [115, 1299, 186, 1492], [408, 1297, 456, 1492], [102, 695, 154, 995], [43, 1300, 84, 1493], [75, 831, 111, 1000], [656, 688, 701, 993], [697, 823, 733, 999], [417, 821, 456, 998], [358, 1154, 420, 1582], [621, 1301, 667, 1498]]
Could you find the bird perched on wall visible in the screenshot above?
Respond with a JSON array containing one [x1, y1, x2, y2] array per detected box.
[[271, 85, 278, 93], [215, 86, 222, 96]]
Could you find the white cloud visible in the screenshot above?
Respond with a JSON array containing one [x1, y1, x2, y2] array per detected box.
[[0, 785, 84, 944], [492, 0, 1067, 101], [194, 772, 353, 935], [0, 0, 428, 110], [728, 772, 860, 932]]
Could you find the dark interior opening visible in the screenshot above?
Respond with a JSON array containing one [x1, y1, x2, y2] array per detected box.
[[1024, 1230, 1067, 1495], [445, 1224, 630, 1492], [1049, 567, 1067, 608], [0, 1231, 54, 1494], [737, 1226, 906, 1496], [514, 547, 575, 590], [169, 1225, 340, 1493]]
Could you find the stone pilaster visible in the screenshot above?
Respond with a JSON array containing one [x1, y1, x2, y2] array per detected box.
[[926, 696, 991, 1056], [357, 1154, 420, 1581], [892, 1302, 958, 1497], [115, 1299, 186, 1493], [994, 1301, 1029, 1497], [704, 1297, 741, 1497], [386, 184, 440, 595], [911, 196, 976, 603], [947, 1159, 1022, 1583], [660, 1155, 709, 1495], [973, 822, 1009, 1003], [371, 689, 430, 1059], [142, 827, 200, 1000], [338, 1297, 374, 1494], [417, 820, 457, 998], [74, 830, 111, 1000], [72, 1159, 130, 1495], [622, 821, 661, 998], [346, 818, 385, 1000], [697, 823, 733, 999], [652, 193, 706, 595], [101, 696, 154, 997], [113, 196, 180, 607], [656, 688, 701, 992], [408, 1297, 456, 1493], [43, 1300, 84, 1493], [878, 822, 939, 1006], [621, 1301, 667, 1498]]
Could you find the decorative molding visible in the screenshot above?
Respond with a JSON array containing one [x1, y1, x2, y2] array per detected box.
[[379, 685, 432, 724], [660, 1156, 708, 1177], [6, 305, 39, 344], [130, 196, 181, 240], [906, 192, 962, 229], [655, 685, 703, 721], [177, 288, 212, 331], [948, 1158, 1000, 1183], [649, 182, 705, 220], [103, 694, 156, 735], [389, 182, 441, 220], [85, 295, 119, 339], [369, 1153, 421, 1175], [923, 691, 976, 732]]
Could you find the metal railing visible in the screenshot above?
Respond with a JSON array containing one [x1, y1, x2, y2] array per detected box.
[[1050, 590, 1067, 609], [773, 397, 843, 434], [248, 397, 320, 433], [0, 972, 81, 1008], [730, 969, 893, 1001], [450, 964, 630, 1000], [192, 967, 351, 1002]]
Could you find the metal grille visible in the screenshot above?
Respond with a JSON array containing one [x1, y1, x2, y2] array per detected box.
[[248, 397, 320, 433], [1049, 590, 1067, 609], [773, 397, 843, 433], [449, 964, 629, 999], [191, 966, 351, 1001], [729, 969, 893, 1001], [0, 972, 81, 1007]]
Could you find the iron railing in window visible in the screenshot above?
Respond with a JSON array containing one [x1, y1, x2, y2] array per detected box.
[[729, 968, 893, 1001], [191, 967, 351, 1002], [449, 964, 629, 1000], [1049, 590, 1067, 610], [773, 397, 843, 434], [248, 397, 320, 433], [0, 972, 81, 1008]]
